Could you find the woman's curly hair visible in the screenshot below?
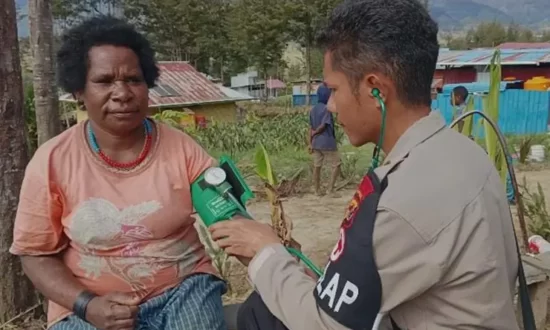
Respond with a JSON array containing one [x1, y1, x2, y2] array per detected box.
[[56, 15, 159, 94]]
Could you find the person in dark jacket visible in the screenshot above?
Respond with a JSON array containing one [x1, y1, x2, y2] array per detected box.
[[309, 83, 342, 196]]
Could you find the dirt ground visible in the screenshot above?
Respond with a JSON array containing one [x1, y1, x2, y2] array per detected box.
[[246, 191, 353, 265], [517, 169, 550, 200], [224, 168, 550, 303]]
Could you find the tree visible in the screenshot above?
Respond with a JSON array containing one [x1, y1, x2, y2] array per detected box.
[[540, 30, 550, 42], [122, 0, 200, 61], [29, 0, 61, 146], [286, 0, 339, 104], [420, 0, 429, 10], [519, 29, 535, 42], [122, 0, 235, 79], [445, 21, 546, 50], [229, 0, 290, 99], [505, 22, 522, 42], [467, 21, 507, 47], [0, 0, 39, 323], [52, 0, 120, 23]]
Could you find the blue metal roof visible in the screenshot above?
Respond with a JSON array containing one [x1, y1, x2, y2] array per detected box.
[[438, 49, 550, 66]]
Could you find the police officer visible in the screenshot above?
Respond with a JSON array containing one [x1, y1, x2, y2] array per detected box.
[[209, 0, 520, 329]]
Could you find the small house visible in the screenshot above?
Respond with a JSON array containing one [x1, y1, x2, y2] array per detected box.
[[291, 79, 324, 106], [230, 69, 286, 99]]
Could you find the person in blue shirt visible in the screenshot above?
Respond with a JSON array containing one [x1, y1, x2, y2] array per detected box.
[[309, 83, 342, 196]]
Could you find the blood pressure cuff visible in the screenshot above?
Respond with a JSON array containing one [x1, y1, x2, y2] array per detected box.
[[314, 171, 387, 330]]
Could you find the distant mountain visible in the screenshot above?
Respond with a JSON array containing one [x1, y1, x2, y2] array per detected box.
[[470, 0, 550, 28], [431, 0, 514, 30], [431, 0, 549, 30], [15, 0, 550, 38]]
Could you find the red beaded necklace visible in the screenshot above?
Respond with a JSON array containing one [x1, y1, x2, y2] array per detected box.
[[87, 119, 153, 169]]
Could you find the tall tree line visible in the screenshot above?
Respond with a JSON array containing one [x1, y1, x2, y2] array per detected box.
[[50, 0, 341, 85], [45, 1, 550, 86], [444, 21, 550, 50]]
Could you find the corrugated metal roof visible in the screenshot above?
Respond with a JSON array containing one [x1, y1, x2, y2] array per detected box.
[[218, 85, 255, 100], [438, 49, 550, 66], [266, 78, 285, 89], [150, 62, 251, 106], [441, 81, 514, 94], [59, 61, 253, 107], [497, 42, 550, 50]]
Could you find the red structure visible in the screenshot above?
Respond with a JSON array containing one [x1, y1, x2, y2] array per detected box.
[[496, 42, 550, 50], [501, 66, 550, 81], [436, 48, 550, 84], [434, 67, 476, 84]]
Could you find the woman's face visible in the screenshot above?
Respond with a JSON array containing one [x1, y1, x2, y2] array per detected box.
[[77, 45, 150, 135]]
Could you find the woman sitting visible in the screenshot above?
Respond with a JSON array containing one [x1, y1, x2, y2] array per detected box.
[[10, 15, 226, 330]]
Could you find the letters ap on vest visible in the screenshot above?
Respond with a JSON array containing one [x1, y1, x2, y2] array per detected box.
[[314, 172, 386, 330]]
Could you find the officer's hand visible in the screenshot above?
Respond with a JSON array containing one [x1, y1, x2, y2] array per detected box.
[[209, 218, 280, 262]]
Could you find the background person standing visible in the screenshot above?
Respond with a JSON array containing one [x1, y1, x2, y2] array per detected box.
[[451, 85, 469, 132], [309, 83, 342, 196]]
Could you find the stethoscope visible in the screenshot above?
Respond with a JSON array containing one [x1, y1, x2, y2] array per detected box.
[[370, 88, 387, 170]]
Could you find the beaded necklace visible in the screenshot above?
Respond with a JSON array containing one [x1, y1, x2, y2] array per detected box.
[[87, 119, 153, 169]]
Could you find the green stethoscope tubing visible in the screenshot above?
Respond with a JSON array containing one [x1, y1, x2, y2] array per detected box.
[[287, 247, 323, 277]]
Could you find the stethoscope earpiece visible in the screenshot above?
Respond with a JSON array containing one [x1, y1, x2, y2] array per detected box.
[[370, 87, 387, 170]]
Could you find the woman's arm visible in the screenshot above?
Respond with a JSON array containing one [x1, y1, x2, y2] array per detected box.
[[22, 255, 140, 329], [10, 151, 85, 311], [21, 255, 86, 310], [12, 148, 139, 329]]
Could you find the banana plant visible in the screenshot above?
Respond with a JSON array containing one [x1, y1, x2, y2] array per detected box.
[[255, 143, 278, 188], [254, 143, 300, 250], [484, 50, 508, 184], [458, 96, 476, 136]]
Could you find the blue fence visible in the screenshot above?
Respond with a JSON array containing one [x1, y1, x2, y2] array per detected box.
[[292, 94, 318, 106], [431, 89, 550, 136], [294, 89, 550, 136]]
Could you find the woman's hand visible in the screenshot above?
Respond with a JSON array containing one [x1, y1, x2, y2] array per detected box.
[[209, 218, 281, 263], [85, 292, 140, 330]]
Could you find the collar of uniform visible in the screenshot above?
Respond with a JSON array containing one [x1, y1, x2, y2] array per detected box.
[[374, 111, 446, 180]]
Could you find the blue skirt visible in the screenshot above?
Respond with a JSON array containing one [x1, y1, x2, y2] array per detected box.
[[50, 273, 227, 330]]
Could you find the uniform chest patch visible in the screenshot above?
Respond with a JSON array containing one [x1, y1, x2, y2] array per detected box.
[[314, 172, 385, 330]]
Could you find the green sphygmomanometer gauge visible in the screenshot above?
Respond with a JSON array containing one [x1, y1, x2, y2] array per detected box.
[[191, 156, 322, 276], [204, 167, 227, 186]]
